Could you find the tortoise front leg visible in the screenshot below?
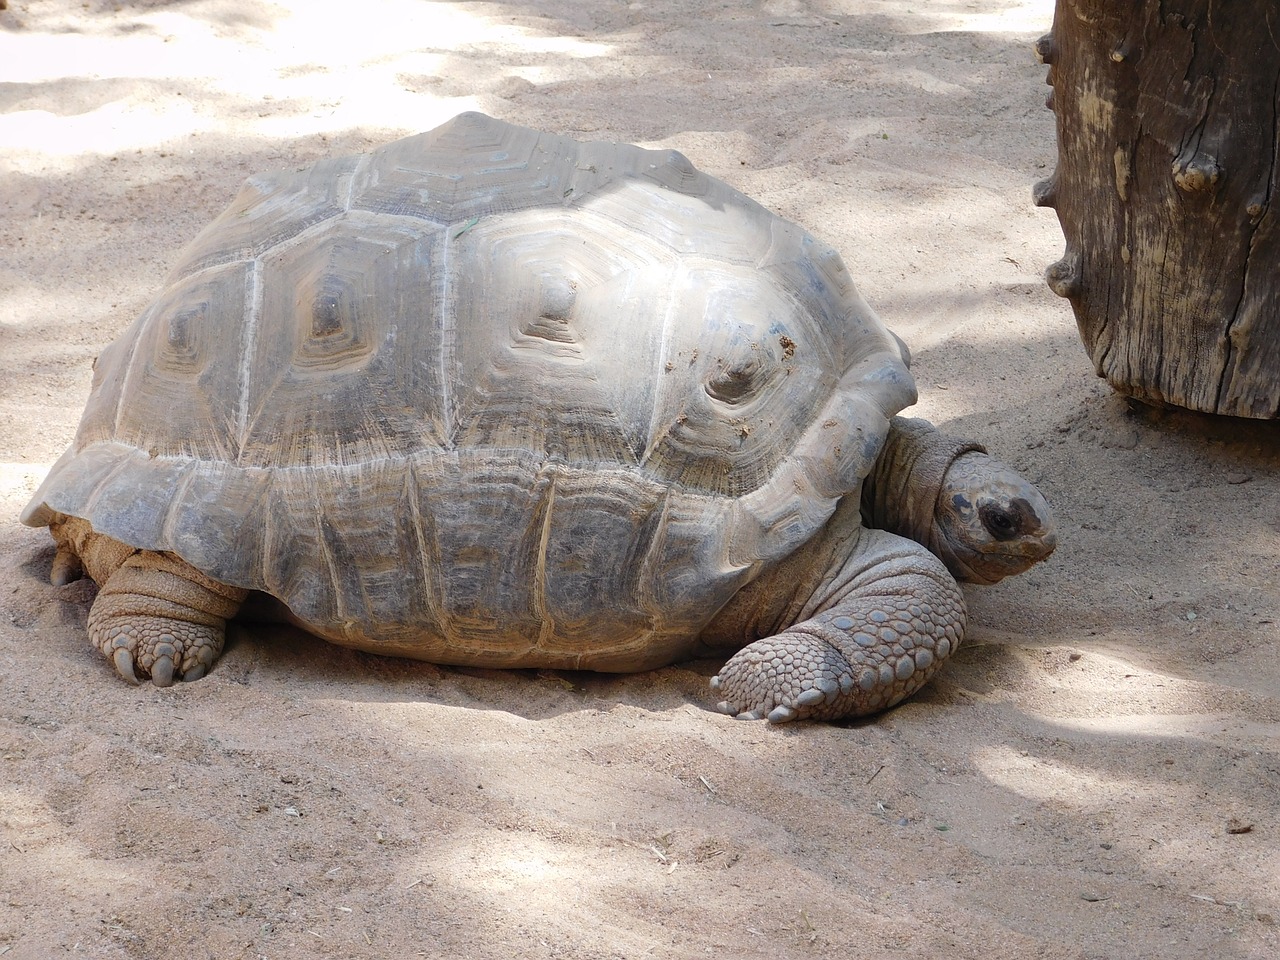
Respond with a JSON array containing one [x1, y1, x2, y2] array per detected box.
[[52, 517, 247, 686], [710, 530, 966, 722]]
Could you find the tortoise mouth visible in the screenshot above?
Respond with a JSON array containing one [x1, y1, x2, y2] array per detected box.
[[976, 529, 1057, 561], [955, 540, 1055, 584]]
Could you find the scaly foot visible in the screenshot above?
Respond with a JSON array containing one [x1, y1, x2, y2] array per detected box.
[[87, 553, 246, 686], [711, 592, 964, 723]]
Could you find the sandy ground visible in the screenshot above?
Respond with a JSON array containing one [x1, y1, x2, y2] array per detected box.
[[2, 1, 1278, 957]]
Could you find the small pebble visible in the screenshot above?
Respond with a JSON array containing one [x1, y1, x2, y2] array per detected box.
[[1102, 427, 1140, 450]]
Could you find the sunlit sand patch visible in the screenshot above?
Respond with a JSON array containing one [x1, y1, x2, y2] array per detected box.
[[972, 742, 1177, 808], [941, 1, 1051, 34], [1049, 712, 1280, 742], [0, 462, 50, 509], [0, 0, 613, 163], [856, 0, 1051, 34]]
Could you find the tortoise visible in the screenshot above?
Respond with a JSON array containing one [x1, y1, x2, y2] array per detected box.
[[22, 112, 1056, 722]]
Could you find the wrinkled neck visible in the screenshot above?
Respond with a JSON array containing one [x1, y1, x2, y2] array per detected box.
[[860, 416, 984, 577]]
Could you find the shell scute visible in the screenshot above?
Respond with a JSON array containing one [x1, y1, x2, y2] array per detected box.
[[106, 261, 251, 462], [166, 155, 358, 280], [239, 213, 449, 467], [640, 264, 837, 497], [349, 112, 574, 223]]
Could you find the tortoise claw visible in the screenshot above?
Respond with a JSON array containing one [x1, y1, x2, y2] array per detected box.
[[795, 688, 827, 707], [150, 653, 176, 688], [717, 698, 764, 721], [112, 647, 140, 685], [50, 546, 84, 587], [767, 704, 799, 723]]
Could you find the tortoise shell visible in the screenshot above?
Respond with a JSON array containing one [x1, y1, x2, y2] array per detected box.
[[23, 112, 916, 670]]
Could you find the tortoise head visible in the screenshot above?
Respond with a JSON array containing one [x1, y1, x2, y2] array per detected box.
[[933, 451, 1057, 585]]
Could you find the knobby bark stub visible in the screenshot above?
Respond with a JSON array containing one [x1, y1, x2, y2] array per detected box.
[[1040, 0, 1280, 418]]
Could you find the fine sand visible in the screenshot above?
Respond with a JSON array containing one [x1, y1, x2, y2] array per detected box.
[[1, 2, 1277, 958]]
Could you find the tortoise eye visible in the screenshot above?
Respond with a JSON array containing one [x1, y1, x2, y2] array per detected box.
[[979, 503, 1020, 541]]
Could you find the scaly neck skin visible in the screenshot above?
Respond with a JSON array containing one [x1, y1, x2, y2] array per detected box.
[[860, 416, 985, 568], [699, 492, 868, 652]]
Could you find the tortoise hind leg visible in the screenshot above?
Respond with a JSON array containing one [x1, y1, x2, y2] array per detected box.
[[51, 517, 247, 686], [89, 553, 248, 685]]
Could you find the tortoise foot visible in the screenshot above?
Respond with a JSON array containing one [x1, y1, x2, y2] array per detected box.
[[90, 607, 222, 686], [710, 610, 960, 723], [711, 535, 967, 722], [711, 631, 866, 723]]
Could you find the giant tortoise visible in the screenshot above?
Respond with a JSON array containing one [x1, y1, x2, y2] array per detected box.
[[22, 112, 1056, 722]]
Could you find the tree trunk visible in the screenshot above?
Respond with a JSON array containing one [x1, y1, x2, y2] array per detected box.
[[1038, 0, 1280, 418]]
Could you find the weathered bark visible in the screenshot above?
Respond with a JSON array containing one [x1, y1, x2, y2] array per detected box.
[[1039, 0, 1280, 418]]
